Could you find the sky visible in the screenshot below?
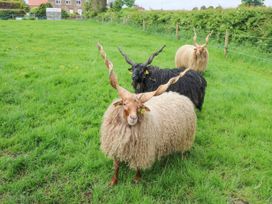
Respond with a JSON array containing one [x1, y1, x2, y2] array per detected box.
[[135, 0, 272, 10]]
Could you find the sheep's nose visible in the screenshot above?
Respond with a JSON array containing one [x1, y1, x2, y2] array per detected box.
[[130, 115, 138, 120]]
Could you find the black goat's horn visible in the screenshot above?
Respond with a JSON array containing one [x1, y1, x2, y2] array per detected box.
[[144, 45, 166, 66], [118, 47, 135, 66]]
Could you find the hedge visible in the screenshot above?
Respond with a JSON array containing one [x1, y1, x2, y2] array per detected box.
[[97, 7, 272, 52], [0, 8, 25, 19], [0, 1, 21, 9]]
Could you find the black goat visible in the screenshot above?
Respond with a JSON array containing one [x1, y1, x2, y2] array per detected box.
[[118, 45, 207, 111]]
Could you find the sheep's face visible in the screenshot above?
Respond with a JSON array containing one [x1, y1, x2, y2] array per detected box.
[[114, 95, 150, 126], [194, 46, 205, 56], [129, 64, 149, 92]]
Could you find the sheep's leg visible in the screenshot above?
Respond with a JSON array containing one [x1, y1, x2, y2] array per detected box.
[[181, 152, 185, 160], [181, 151, 190, 160], [133, 169, 141, 183], [110, 160, 119, 186]]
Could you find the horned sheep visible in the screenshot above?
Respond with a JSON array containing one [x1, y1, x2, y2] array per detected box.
[[175, 30, 213, 73], [97, 43, 196, 185], [118, 46, 207, 111]]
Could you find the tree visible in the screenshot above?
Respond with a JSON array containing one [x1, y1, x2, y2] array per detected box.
[[123, 0, 135, 7], [207, 6, 214, 9], [192, 7, 198, 10], [241, 0, 264, 6], [91, 0, 107, 13], [200, 5, 207, 10], [83, 0, 106, 18], [33, 3, 52, 18], [112, 0, 123, 11]]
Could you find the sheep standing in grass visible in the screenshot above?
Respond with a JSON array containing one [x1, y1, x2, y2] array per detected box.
[[97, 43, 196, 185], [175, 30, 213, 73], [118, 46, 207, 111]]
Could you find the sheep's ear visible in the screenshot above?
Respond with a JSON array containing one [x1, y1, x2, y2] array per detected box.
[[113, 100, 123, 107], [144, 69, 150, 75], [138, 105, 150, 114], [143, 105, 150, 112]]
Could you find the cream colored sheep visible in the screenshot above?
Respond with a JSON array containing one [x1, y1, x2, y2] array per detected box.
[[97, 43, 196, 185], [175, 30, 212, 72]]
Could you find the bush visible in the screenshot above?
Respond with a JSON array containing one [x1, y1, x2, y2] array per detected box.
[[30, 3, 52, 19], [0, 8, 25, 19], [0, 1, 21, 9], [61, 9, 69, 19]]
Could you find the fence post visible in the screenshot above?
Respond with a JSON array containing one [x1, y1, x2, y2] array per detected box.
[[224, 30, 229, 57], [143, 19, 146, 31], [110, 16, 113, 23], [176, 23, 180, 40]]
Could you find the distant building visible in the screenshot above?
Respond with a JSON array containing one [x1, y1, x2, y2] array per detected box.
[[47, 0, 84, 15], [28, 0, 48, 8]]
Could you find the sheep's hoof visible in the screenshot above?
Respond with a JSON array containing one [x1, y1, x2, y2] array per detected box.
[[110, 177, 118, 186], [133, 176, 141, 184], [181, 151, 190, 160]]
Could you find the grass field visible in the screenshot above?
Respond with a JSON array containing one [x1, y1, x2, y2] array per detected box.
[[0, 20, 272, 203]]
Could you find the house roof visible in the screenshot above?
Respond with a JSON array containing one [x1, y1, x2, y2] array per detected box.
[[28, 0, 48, 7]]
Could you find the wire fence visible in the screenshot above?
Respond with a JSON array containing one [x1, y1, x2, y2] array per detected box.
[[95, 17, 272, 64]]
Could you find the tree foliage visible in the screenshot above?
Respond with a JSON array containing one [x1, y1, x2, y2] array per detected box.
[[30, 3, 52, 18], [83, 0, 106, 18], [123, 0, 135, 7], [112, 0, 123, 11], [241, 0, 264, 6], [91, 0, 107, 13]]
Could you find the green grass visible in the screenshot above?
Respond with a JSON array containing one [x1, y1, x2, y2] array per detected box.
[[0, 20, 271, 204]]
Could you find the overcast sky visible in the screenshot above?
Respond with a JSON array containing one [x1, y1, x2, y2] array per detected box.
[[135, 0, 272, 10]]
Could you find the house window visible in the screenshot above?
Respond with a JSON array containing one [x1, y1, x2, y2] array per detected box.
[[65, 0, 71, 5], [55, 0, 61, 5], [76, 0, 81, 5]]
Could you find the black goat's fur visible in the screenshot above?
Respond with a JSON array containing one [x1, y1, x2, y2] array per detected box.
[[118, 46, 207, 111], [131, 64, 207, 111]]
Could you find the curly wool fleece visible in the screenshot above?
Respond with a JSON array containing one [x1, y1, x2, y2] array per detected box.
[[175, 45, 209, 72], [100, 92, 196, 170]]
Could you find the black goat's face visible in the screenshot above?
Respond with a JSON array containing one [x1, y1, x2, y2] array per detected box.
[[129, 64, 149, 92], [118, 45, 165, 92]]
